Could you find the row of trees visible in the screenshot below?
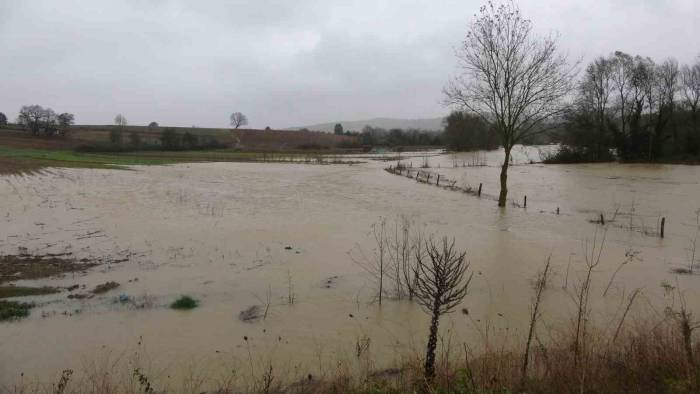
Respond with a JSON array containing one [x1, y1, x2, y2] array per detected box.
[[3, 108, 248, 134], [357, 126, 442, 147], [323, 115, 539, 151], [442, 111, 499, 151], [559, 53, 700, 162], [332, 119, 500, 151], [12, 105, 75, 136]]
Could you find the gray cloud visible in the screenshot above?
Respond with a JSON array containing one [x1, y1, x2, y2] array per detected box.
[[0, 0, 697, 128]]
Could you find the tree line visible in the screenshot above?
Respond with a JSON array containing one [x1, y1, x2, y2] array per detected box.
[[4, 105, 76, 136], [326, 117, 506, 151], [551, 53, 700, 163], [1, 102, 502, 153]]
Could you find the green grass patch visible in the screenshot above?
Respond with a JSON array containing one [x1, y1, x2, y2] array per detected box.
[[0, 144, 361, 175], [0, 286, 59, 299], [0, 146, 178, 167], [170, 295, 199, 310], [0, 300, 34, 321]]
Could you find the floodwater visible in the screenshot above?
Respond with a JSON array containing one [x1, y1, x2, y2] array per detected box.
[[1, 145, 699, 388]]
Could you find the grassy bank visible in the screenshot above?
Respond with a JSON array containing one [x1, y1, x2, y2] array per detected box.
[[7, 314, 700, 393], [0, 146, 178, 174], [0, 146, 362, 175]]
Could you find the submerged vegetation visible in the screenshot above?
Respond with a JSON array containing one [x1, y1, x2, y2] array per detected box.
[[0, 285, 59, 299], [0, 254, 96, 283], [8, 245, 700, 393], [170, 295, 199, 310], [0, 253, 98, 320], [0, 300, 34, 321]]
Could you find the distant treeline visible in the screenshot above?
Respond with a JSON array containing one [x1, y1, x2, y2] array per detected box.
[[0, 105, 75, 136], [3, 105, 550, 153], [547, 52, 700, 163], [331, 112, 522, 152]]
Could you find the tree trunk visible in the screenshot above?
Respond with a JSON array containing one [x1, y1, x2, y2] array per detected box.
[[498, 147, 511, 207], [424, 305, 441, 382], [378, 267, 383, 306]]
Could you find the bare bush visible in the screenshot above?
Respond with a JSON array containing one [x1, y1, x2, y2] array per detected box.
[[413, 237, 472, 382]]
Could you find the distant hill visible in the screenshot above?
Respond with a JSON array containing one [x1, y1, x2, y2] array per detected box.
[[289, 117, 446, 133]]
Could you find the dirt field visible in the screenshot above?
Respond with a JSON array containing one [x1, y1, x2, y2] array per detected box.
[[0, 130, 76, 150], [1, 126, 359, 151], [231, 129, 358, 150]]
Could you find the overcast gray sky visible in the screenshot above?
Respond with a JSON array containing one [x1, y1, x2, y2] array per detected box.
[[0, 0, 697, 129]]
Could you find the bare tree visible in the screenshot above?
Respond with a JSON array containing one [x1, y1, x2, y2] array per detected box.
[[18, 105, 49, 135], [520, 256, 551, 390], [57, 113, 74, 136], [681, 59, 700, 118], [610, 51, 633, 137], [579, 57, 614, 159], [413, 237, 472, 382], [17, 105, 60, 135], [444, 2, 576, 207], [402, 221, 426, 301], [114, 114, 128, 128], [349, 218, 389, 305], [573, 230, 606, 366], [111, 114, 127, 145], [230, 112, 248, 129], [387, 216, 413, 299], [654, 59, 680, 153]]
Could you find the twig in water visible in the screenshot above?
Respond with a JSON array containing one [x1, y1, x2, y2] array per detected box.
[[520, 255, 552, 390]]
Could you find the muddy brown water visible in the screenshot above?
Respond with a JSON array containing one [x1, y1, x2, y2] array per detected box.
[[1, 145, 699, 388]]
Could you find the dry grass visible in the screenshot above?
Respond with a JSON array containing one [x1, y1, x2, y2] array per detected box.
[[5, 312, 699, 394], [0, 254, 97, 284]]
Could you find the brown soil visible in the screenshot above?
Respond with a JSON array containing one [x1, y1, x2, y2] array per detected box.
[[231, 129, 359, 150], [0, 130, 75, 150], [0, 156, 46, 175]]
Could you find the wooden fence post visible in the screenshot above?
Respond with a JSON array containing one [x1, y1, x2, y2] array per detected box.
[[661, 217, 665, 238], [478, 183, 482, 197], [436, 174, 440, 186], [600, 213, 605, 226], [524, 196, 527, 208]]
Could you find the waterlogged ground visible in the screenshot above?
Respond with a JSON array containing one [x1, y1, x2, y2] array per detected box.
[[1, 146, 700, 388]]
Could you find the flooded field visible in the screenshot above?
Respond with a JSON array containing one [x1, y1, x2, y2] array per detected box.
[[1, 146, 700, 388]]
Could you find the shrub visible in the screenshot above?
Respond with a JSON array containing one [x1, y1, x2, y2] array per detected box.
[[170, 295, 198, 310], [0, 300, 34, 321]]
